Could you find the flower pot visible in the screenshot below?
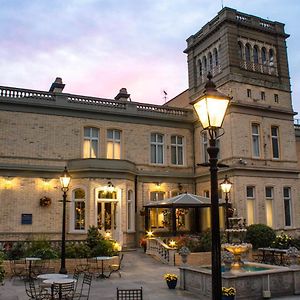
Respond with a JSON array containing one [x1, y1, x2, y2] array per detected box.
[[222, 296, 235, 300], [166, 279, 177, 289]]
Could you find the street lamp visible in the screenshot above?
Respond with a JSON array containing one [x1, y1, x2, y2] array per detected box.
[[59, 166, 71, 274], [192, 73, 230, 300], [220, 175, 233, 242]]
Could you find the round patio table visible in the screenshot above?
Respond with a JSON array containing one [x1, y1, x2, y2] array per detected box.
[[94, 256, 114, 279], [25, 257, 41, 278], [37, 273, 69, 280]]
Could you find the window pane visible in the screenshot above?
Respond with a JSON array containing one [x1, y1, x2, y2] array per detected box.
[[128, 202, 132, 231], [247, 186, 254, 198], [114, 143, 121, 159], [178, 147, 183, 165], [114, 130, 121, 140], [177, 136, 183, 144], [107, 142, 113, 159], [157, 145, 163, 163], [151, 145, 156, 163], [266, 199, 273, 227], [265, 187, 273, 198], [151, 133, 156, 143], [75, 201, 85, 230], [284, 199, 291, 226], [84, 128, 90, 137], [83, 140, 91, 158], [91, 140, 98, 158], [75, 189, 85, 199], [171, 146, 176, 164], [157, 134, 163, 143], [247, 199, 255, 225], [91, 128, 99, 138], [272, 139, 279, 158], [171, 136, 176, 144], [283, 187, 290, 198], [107, 130, 113, 139]]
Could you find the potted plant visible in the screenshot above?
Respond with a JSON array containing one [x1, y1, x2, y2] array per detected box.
[[222, 287, 236, 300], [163, 273, 178, 289]]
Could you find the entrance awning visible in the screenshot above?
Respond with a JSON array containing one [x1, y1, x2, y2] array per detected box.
[[144, 192, 225, 208]]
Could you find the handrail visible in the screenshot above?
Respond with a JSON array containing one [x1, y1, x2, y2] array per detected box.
[[146, 238, 177, 266], [0, 86, 54, 101]]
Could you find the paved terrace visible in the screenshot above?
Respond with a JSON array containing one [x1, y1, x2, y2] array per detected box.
[[0, 250, 299, 300]]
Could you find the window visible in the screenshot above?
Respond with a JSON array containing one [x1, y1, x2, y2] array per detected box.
[[204, 190, 210, 198], [73, 188, 85, 231], [198, 60, 203, 78], [127, 190, 134, 231], [202, 132, 208, 163], [251, 124, 260, 157], [271, 126, 279, 159], [83, 127, 99, 158], [265, 187, 273, 227], [208, 52, 213, 71], [283, 187, 292, 227], [107, 129, 121, 159], [261, 91, 265, 100], [245, 44, 251, 62], [247, 89, 252, 98], [150, 133, 164, 164], [269, 49, 274, 66], [149, 191, 165, 229], [246, 186, 255, 225], [274, 94, 279, 103], [238, 42, 243, 60], [214, 48, 219, 66], [261, 47, 267, 65], [150, 191, 165, 201], [171, 135, 184, 165], [203, 56, 207, 73], [253, 46, 259, 64]]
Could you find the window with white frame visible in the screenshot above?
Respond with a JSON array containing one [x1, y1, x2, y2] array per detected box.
[[246, 186, 255, 225], [150, 133, 164, 164], [283, 187, 292, 227], [271, 126, 279, 159], [265, 186, 273, 227], [171, 135, 184, 165], [251, 124, 260, 158], [73, 188, 86, 231], [83, 127, 99, 158], [107, 129, 121, 159], [127, 190, 135, 231]]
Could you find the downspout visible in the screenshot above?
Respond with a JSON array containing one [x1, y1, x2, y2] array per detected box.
[[192, 124, 196, 194]]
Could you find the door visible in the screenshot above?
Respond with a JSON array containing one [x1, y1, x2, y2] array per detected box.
[[97, 201, 117, 234]]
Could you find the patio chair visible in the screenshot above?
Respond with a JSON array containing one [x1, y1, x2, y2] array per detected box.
[[10, 259, 28, 279], [109, 253, 124, 278], [75, 258, 89, 274], [25, 278, 51, 300], [32, 259, 50, 277], [52, 281, 75, 300], [116, 287, 143, 300], [73, 272, 93, 300], [86, 258, 100, 278]]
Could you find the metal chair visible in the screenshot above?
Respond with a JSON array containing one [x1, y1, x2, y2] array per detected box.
[[25, 278, 51, 299], [86, 258, 100, 278], [10, 259, 27, 279], [52, 281, 75, 300], [73, 272, 92, 300], [116, 287, 143, 300], [109, 253, 124, 278]]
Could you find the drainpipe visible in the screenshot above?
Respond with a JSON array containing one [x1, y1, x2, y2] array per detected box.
[[192, 125, 196, 194]]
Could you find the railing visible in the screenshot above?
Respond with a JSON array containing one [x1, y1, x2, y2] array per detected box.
[[146, 238, 177, 266], [239, 60, 278, 76], [0, 86, 54, 101]]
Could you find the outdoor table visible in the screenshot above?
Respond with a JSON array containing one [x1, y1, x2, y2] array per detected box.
[[258, 247, 287, 265], [25, 257, 41, 278], [43, 278, 76, 300], [94, 256, 114, 279], [37, 273, 68, 280]]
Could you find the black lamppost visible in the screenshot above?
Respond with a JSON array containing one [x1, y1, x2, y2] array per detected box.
[[59, 166, 71, 274], [192, 74, 230, 300], [220, 175, 233, 242]]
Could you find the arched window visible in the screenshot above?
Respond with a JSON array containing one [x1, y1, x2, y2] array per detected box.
[[245, 44, 251, 62], [238, 42, 243, 60], [198, 59, 203, 77], [261, 47, 267, 65], [203, 56, 207, 73], [269, 49, 274, 66], [127, 190, 135, 231], [208, 52, 213, 71], [253, 46, 259, 64], [213, 48, 219, 66], [73, 188, 86, 231]]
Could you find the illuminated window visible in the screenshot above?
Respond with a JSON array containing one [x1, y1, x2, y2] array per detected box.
[[107, 129, 121, 159], [73, 188, 85, 231], [252, 124, 260, 158], [265, 187, 273, 227], [283, 187, 292, 227], [271, 126, 279, 159], [171, 135, 184, 165], [246, 186, 255, 225], [149, 192, 165, 228], [83, 127, 99, 158], [127, 190, 135, 231], [150, 133, 164, 164]]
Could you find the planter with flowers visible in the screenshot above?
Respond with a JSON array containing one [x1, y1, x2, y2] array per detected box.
[[222, 287, 236, 300], [164, 273, 178, 289]]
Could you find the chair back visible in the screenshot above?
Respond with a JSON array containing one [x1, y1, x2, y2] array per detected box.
[[80, 272, 93, 299], [24, 278, 37, 298], [116, 287, 143, 300], [53, 281, 75, 299]]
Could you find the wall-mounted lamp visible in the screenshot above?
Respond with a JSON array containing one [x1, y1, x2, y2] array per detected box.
[[3, 177, 14, 189], [146, 230, 154, 238], [178, 183, 183, 192], [169, 240, 177, 248], [42, 178, 51, 190], [107, 181, 115, 193], [155, 182, 161, 190]]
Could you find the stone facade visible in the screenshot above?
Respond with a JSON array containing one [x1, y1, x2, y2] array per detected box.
[[0, 7, 300, 249]]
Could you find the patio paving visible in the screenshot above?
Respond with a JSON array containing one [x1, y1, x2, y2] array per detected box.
[[0, 249, 299, 299]]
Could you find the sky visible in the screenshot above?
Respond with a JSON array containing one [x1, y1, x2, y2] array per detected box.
[[1, 0, 300, 114]]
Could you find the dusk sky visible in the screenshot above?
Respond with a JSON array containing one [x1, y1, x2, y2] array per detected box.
[[1, 0, 300, 114]]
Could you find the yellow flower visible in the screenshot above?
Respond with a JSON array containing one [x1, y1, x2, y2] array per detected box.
[[163, 273, 178, 282], [222, 287, 236, 296]]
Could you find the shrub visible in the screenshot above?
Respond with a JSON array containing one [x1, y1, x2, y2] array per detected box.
[[26, 239, 58, 259], [272, 232, 292, 249], [66, 243, 91, 258], [245, 224, 276, 249], [90, 239, 116, 257], [0, 251, 5, 284], [6, 242, 26, 260], [86, 226, 103, 249]]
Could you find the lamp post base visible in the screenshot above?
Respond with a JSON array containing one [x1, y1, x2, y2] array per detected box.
[[59, 267, 67, 274]]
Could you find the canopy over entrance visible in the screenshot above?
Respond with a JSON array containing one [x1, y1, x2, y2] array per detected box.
[[143, 193, 225, 236]]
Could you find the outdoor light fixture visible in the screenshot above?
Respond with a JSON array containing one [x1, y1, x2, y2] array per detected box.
[[106, 181, 115, 193], [105, 231, 112, 239], [146, 230, 154, 238], [220, 175, 233, 242], [59, 166, 71, 274], [169, 240, 176, 248], [192, 73, 231, 300]]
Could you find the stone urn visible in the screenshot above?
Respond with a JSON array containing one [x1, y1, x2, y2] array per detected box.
[[287, 247, 299, 268], [178, 246, 190, 265]]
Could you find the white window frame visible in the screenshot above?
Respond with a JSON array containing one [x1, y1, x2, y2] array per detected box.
[[171, 135, 184, 165], [150, 133, 164, 164], [127, 190, 135, 232], [83, 127, 99, 158], [107, 129, 121, 159], [251, 123, 260, 158], [271, 126, 280, 159], [70, 187, 87, 233], [283, 187, 292, 227]]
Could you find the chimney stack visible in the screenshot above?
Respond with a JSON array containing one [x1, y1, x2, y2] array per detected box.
[[115, 88, 131, 101], [49, 77, 65, 93]]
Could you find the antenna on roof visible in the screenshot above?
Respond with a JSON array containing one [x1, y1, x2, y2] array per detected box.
[[162, 90, 168, 103]]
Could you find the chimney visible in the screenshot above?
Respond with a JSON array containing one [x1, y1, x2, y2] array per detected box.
[[49, 77, 65, 93], [114, 88, 131, 101]]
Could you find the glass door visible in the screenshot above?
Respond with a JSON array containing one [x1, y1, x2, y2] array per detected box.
[[97, 201, 117, 235]]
